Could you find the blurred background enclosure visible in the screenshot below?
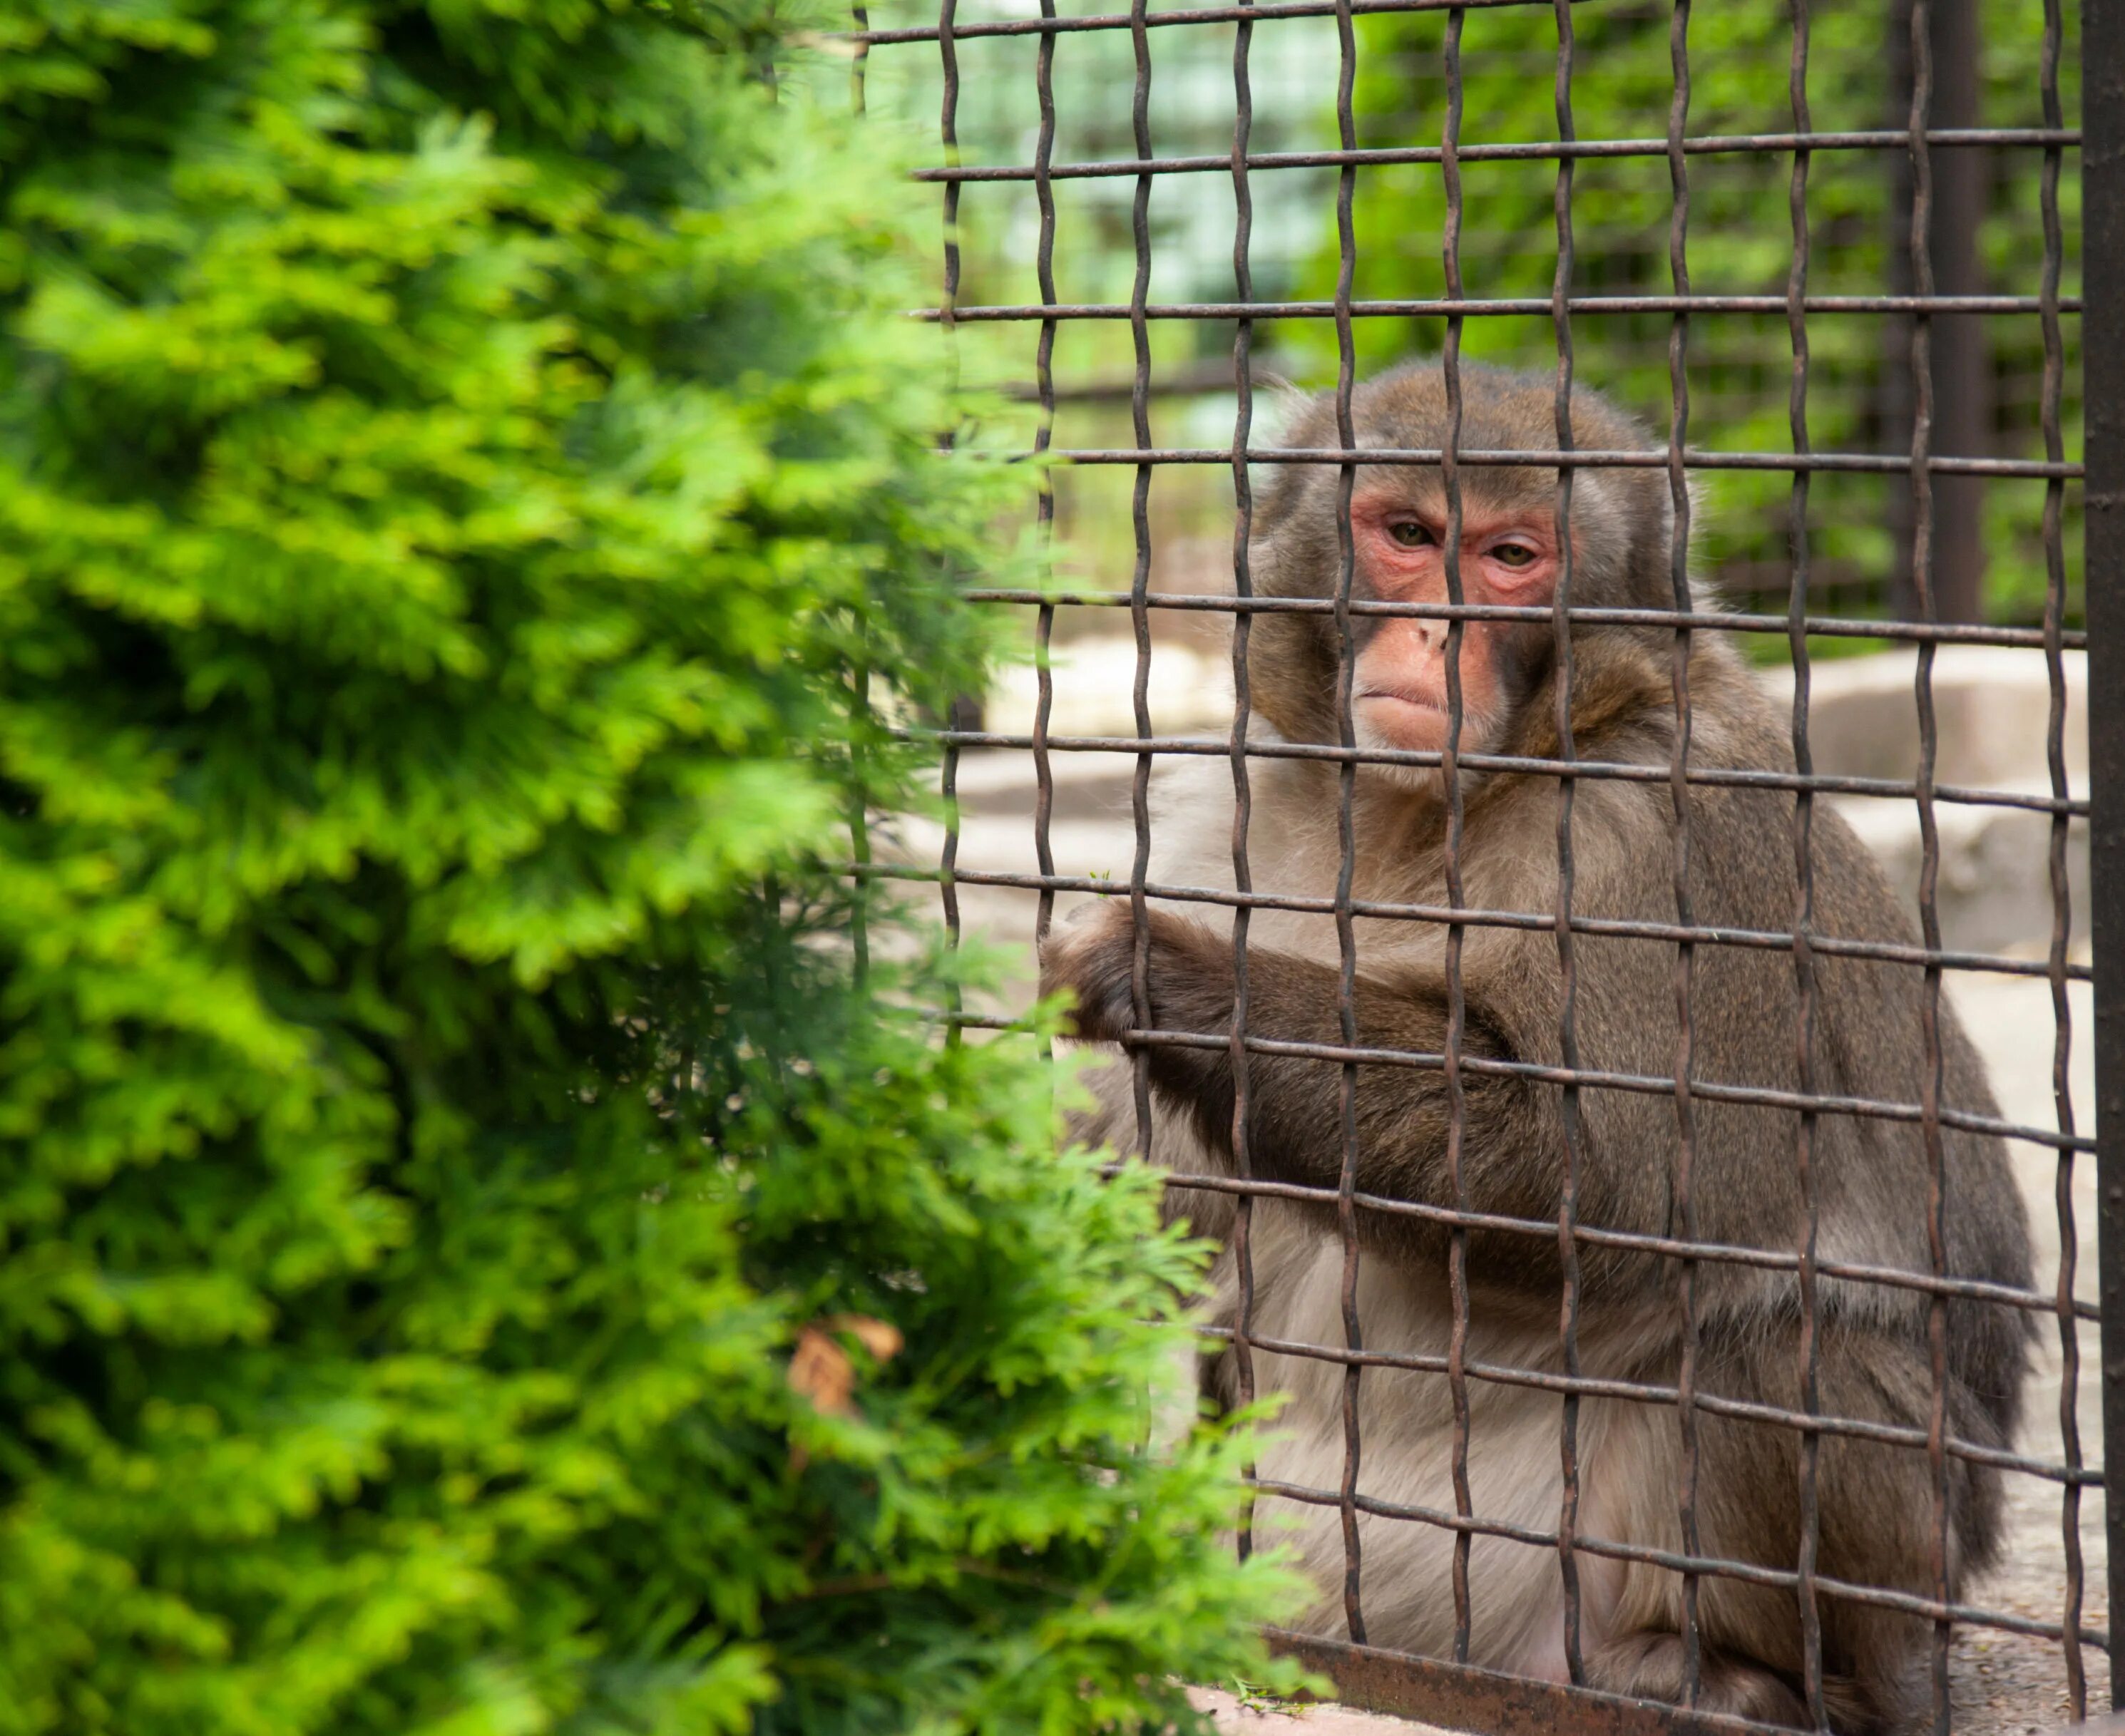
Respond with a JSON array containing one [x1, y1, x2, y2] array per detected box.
[[851, 0, 2080, 723]]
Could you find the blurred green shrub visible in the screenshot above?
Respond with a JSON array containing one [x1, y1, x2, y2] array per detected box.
[[0, 4, 1298, 1731]]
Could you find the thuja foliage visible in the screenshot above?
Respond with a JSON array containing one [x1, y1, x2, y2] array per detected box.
[[0, 4, 1300, 1732]]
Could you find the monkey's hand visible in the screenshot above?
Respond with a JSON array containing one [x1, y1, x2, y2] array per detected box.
[[1040, 900, 1542, 1215], [1038, 901, 1233, 1044]]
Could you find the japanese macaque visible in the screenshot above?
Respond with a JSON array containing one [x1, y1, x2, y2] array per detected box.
[[1040, 364, 2032, 1733]]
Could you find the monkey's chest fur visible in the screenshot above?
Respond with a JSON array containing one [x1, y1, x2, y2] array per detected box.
[[1065, 737, 2032, 1707], [1105, 751, 1679, 1673], [1203, 1201, 1679, 1678]]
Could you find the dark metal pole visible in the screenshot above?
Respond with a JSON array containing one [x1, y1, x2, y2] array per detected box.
[[2083, 0, 2125, 1705], [1884, 0, 1916, 618], [1888, 0, 1989, 626], [1895, 0, 1989, 625], [1926, 0, 1990, 624]]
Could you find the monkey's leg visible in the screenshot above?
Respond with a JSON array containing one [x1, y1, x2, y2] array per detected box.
[[1585, 1633, 1810, 1728], [1585, 1327, 2003, 1736]]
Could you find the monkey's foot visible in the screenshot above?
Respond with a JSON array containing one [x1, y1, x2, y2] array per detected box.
[[1588, 1632, 1872, 1732]]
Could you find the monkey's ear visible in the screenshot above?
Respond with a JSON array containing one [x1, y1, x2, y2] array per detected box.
[[1210, 381, 1311, 545], [1263, 378, 1328, 444], [1663, 470, 1711, 600]]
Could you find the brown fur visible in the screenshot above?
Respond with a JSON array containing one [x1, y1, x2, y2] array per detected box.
[[1040, 363, 2032, 1734]]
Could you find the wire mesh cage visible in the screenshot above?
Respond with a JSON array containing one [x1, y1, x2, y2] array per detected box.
[[849, 1, 2105, 1730]]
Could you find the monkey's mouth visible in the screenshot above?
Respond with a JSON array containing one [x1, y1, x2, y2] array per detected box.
[[1354, 689, 1454, 755], [1356, 689, 1447, 717]]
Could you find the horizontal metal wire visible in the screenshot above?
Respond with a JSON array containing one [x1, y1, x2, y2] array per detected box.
[[890, 729, 2091, 815], [868, 863, 2090, 982], [1122, 1024, 2092, 1151], [971, 446, 2079, 479], [961, 588, 2089, 649], [1245, 1473, 2107, 1645], [940, 1013, 2094, 1270], [1214, 1335, 2086, 1485], [927, 294, 2080, 324], [1157, 1170, 2099, 1322], [854, 0, 1606, 45], [946, 1103, 2100, 1350], [918, 128, 2079, 183], [931, 1002, 2088, 1164]]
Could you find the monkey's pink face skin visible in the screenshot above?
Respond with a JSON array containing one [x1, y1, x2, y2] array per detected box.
[[1347, 490, 1560, 755]]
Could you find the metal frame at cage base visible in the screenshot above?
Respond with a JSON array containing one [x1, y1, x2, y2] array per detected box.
[[849, 0, 2110, 1728]]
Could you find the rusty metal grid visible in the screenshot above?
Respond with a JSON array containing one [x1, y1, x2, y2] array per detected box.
[[851, 0, 2098, 1730]]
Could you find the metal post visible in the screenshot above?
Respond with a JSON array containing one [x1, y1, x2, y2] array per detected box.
[[1928, 0, 1991, 626], [1888, 0, 1990, 627], [2083, 0, 2125, 1703]]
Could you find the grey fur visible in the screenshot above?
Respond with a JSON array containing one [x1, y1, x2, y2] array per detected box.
[[1041, 364, 2032, 1734]]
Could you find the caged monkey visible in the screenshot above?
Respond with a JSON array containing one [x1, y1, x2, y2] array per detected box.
[[1040, 363, 2032, 1734]]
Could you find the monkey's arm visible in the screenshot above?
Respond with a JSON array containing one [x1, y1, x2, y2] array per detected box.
[[1040, 902, 1549, 1212]]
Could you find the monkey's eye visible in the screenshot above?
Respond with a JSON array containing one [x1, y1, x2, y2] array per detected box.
[[1385, 521, 1434, 549], [1490, 541, 1538, 568]]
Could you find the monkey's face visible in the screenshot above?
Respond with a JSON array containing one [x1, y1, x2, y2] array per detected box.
[[1347, 482, 1558, 760], [1244, 364, 1670, 768]]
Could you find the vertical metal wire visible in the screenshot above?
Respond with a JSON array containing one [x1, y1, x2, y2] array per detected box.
[[847, 0, 876, 1015], [2039, 0, 2084, 1713], [847, 0, 875, 1000], [1438, 0, 1477, 1670], [1903, 9, 1954, 1730], [939, 751, 962, 1050], [851, 2, 869, 113], [1330, 0, 1367, 1645], [1126, 0, 1156, 1163], [1227, 0, 1262, 1564], [851, 656, 873, 989], [1548, 0, 1587, 1689], [1031, 0, 1059, 972], [1661, 0, 1703, 1706], [1783, 3, 1828, 1727], [936, 0, 963, 1049], [2086, 0, 2125, 1695]]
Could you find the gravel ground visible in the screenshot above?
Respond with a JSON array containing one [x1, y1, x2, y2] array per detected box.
[[885, 748, 2103, 1733]]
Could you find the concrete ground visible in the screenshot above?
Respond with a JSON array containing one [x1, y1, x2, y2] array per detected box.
[[881, 642, 2101, 1732]]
